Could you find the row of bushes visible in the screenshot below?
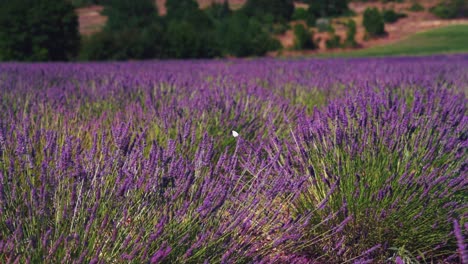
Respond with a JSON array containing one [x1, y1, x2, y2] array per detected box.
[[0, 0, 358, 61], [81, 0, 284, 60], [292, 19, 358, 50], [0, 0, 288, 61], [431, 0, 468, 19]]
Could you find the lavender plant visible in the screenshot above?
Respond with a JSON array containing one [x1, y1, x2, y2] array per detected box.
[[0, 55, 467, 263], [276, 86, 467, 262]]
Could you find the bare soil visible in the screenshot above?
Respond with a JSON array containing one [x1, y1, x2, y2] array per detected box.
[[76, 5, 107, 36]]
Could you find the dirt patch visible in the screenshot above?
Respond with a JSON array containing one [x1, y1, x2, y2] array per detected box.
[[76, 5, 107, 36]]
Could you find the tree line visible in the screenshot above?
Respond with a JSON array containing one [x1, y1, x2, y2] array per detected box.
[[0, 0, 352, 61]]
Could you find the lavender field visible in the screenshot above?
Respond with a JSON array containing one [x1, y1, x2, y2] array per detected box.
[[0, 55, 467, 263]]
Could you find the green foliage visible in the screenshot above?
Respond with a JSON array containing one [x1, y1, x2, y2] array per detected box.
[[165, 0, 214, 30], [165, 20, 221, 58], [292, 8, 309, 20], [344, 19, 358, 47], [205, 0, 231, 20], [102, 0, 159, 31], [316, 18, 332, 32], [270, 23, 291, 34], [80, 24, 166, 60], [242, 0, 295, 23], [68, 0, 99, 7], [293, 7, 317, 26], [382, 9, 407, 23], [326, 33, 341, 49], [80, 0, 283, 59], [307, 0, 350, 18], [166, 0, 199, 19], [408, 2, 424, 12], [80, 0, 167, 60], [363, 8, 385, 37], [0, 0, 80, 61], [430, 0, 467, 19], [217, 13, 281, 56], [293, 24, 316, 50], [430, 4, 457, 19]]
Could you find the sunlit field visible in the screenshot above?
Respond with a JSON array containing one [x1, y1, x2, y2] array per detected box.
[[0, 56, 467, 263]]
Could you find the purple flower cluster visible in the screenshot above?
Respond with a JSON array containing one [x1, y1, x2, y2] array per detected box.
[[0, 55, 466, 263]]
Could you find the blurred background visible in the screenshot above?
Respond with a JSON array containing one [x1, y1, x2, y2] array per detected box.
[[0, 0, 467, 61]]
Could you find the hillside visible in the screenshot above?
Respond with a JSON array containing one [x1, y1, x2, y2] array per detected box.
[[274, 0, 468, 55], [76, 0, 468, 56], [318, 24, 468, 57]]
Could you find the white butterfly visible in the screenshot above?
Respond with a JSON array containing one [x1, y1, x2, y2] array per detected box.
[[232, 130, 239, 138]]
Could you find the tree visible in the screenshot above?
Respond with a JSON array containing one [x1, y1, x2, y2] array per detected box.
[[206, 0, 232, 20], [80, 22, 167, 60], [165, 0, 213, 29], [242, 0, 295, 22], [344, 19, 358, 47], [363, 7, 385, 37], [217, 13, 281, 57], [165, 20, 221, 58], [68, 0, 99, 7], [0, 0, 79, 61], [293, 24, 315, 50], [166, 0, 199, 19], [102, 0, 159, 31], [81, 0, 166, 60], [308, 0, 349, 18]]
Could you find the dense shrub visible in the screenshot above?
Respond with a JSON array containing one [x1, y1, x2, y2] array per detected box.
[[293, 24, 316, 50], [165, 0, 199, 18], [102, 0, 159, 31], [363, 7, 386, 37], [165, 21, 221, 58], [81, 0, 283, 59], [430, 0, 467, 18], [307, 0, 350, 17], [408, 2, 425, 12], [292, 7, 309, 20], [205, 0, 231, 20], [0, 0, 79, 61], [316, 18, 332, 32], [326, 33, 341, 49], [292, 8, 317, 27], [217, 13, 281, 56], [242, 0, 295, 22], [382, 9, 407, 23], [293, 6, 319, 25], [68, 0, 99, 7], [80, 24, 166, 60], [79, 0, 166, 60], [431, 4, 458, 19], [166, 0, 214, 29], [344, 19, 358, 47]]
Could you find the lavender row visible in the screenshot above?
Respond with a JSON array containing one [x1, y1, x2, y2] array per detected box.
[[0, 55, 467, 263]]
